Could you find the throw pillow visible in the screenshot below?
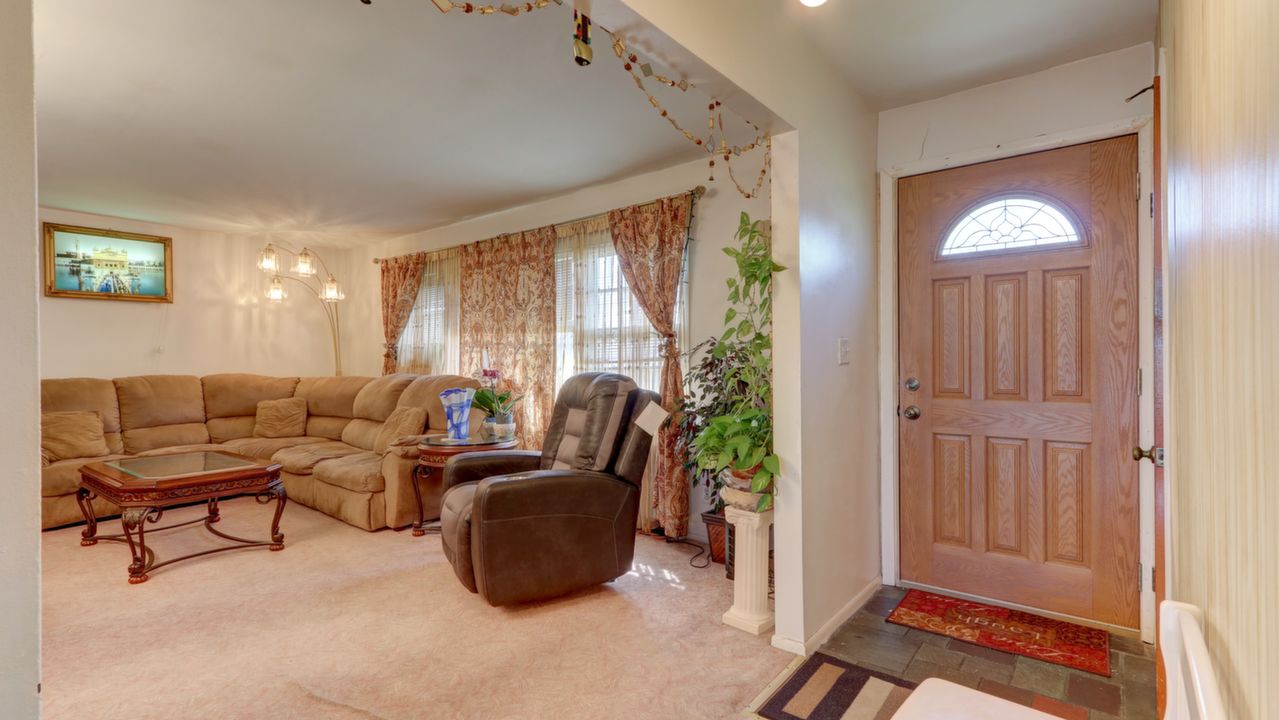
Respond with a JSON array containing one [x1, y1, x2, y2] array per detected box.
[[374, 406, 428, 454], [253, 397, 308, 438], [41, 411, 110, 461]]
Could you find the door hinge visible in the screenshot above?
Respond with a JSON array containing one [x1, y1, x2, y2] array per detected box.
[[1138, 562, 1143, 592], [1137, 368, 1143, 396]]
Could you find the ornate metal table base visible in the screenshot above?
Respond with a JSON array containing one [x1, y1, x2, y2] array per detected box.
[[77, 486, 287, 584]]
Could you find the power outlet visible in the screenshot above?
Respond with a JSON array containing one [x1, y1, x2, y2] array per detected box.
[[836, 337, 850, 366]]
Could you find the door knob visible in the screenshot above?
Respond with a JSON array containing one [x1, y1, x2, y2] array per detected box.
[[1132, 446, 1165, 467], [903, 405, 922, 420], [904, 377, 920, 392]]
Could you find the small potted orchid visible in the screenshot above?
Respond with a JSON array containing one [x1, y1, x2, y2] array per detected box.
[[473, 368, 521, 440]]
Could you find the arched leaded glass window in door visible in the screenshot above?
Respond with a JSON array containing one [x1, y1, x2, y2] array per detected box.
[[939, 195, 1083, 257]]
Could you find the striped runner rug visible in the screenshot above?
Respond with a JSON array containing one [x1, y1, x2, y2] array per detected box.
[[755, 653, 916, 720]]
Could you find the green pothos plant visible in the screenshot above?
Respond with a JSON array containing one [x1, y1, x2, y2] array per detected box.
[[685, 212, 785, 512]]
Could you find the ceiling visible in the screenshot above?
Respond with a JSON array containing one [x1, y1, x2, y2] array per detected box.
[[34, 0, 717, 244], [797, 0, 1158, 109]]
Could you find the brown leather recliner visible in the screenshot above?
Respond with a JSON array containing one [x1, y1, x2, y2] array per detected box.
[[439, 372, 660, 606]]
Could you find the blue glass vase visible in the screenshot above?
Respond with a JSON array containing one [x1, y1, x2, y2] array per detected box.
[[439, 387, 476, 441]]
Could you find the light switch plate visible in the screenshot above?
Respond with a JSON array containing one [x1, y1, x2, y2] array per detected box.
[[837, 337, 850, 366]]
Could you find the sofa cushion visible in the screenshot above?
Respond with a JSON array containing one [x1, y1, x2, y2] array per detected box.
[[203, 374, 299, 442], [352, 374, 415, 422], [313, 452, 385, 493], [202, 374, 299, 419], [398, 375, 480, 431], [272, 440, 364, 475], [43, 455, 129, 497], [207, 416, 257, 444], [122, 423, 212, 455], [115, 376, 210, 453], [41, 378, 124, 454], [114, 375, 206, 429], [340, 419, 383, 452], [41, 411, 110, 462], [220, 436, 326, 461], [304, 416, 351, 440], [134, 444, 226, 457], [254, 397, 308, 438], [374, 406, 428, 454], [294, 376, 373, 418]]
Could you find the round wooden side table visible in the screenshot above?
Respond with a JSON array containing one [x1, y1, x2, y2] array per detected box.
[[411, 436, 518, 536]]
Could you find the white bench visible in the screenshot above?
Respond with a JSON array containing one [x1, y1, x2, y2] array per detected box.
[[891, 678, 1056, 719], [1162, 601, 1226, 720]]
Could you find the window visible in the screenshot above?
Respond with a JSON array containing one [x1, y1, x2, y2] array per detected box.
[[396, 249, 460, 375], [940, 196, 1082, 257], [554, 219, 685, 393]]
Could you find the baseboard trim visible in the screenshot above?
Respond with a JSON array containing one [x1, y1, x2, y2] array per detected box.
[[770, 633, 806, 655], [802, 576, 882, 654], [767, 576, 883, 657]]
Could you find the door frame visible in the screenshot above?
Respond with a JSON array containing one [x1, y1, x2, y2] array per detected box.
[[876, 116, 1159, 640]]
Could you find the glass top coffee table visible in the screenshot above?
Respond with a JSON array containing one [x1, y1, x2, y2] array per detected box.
[[77, 451, 287, 584]]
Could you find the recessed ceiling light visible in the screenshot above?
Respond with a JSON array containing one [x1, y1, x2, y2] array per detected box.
[[799, 0, 828, 6]]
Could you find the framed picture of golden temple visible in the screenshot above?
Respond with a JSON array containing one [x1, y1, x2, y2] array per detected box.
[[43, 223, 173, 303]]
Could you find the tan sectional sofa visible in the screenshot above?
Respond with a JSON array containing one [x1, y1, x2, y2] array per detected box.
[[40, 372, 480, 531]]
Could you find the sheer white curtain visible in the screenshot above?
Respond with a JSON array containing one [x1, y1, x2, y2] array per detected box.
[[554, 217, 686, 392], [396, 248, 461, 375], [555, 216, 687, 535]]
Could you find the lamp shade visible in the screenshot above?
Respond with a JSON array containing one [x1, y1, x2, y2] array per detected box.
[[266, 275, 288, 302], [320, 275, 345, 303], [292, 248, 317, 276], [257, 244, 279, 273]]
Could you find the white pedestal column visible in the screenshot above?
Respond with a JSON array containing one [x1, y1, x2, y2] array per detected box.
[[721, 506, 774, 635]]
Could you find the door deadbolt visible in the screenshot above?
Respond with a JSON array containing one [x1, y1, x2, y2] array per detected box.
[[904, 377, 920, 392], [903, 405, 922, 420]]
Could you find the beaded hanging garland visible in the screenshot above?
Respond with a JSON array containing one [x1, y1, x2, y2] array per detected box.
[[358, 0, 772, 200], [607, 32, 771, 200], [360, 0, 562, 13]]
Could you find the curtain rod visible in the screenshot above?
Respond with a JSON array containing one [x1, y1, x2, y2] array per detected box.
[[371, 185, 706, 264]]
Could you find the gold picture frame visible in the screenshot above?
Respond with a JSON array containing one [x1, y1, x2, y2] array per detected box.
[[43, 223, 173, 303]]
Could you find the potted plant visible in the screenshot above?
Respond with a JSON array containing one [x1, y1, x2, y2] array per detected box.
[[473, 388, 522, 440], [676, 337, 751, 564], [689, 212, 783, 513]]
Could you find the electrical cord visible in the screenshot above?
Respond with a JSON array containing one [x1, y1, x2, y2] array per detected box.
[[665, 536, 711, 569]]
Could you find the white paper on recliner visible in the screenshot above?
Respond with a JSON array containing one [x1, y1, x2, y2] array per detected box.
[[634, 402, 669, 436]]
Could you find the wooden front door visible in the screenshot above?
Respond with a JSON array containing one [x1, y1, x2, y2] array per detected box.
[[897, 136, 1140, 629]]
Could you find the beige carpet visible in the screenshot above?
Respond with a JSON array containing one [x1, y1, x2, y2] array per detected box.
[[42, 497, 790, 719]]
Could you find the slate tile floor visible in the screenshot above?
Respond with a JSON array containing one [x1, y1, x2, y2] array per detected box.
[[818, 586, 1158, 719]]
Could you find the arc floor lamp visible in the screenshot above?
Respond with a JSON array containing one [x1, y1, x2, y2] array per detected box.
[[257, 243, 345, 376]]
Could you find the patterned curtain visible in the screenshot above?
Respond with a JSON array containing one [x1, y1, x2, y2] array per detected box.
[[380, 253, 429, 375], [396, 248, 461, 375], [609, 192, 694, 539], [459, 227, 557, 449]]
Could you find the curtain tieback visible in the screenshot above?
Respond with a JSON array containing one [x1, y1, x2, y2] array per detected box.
[[384, 343, 399, 360], [659, 334, 680, 361]]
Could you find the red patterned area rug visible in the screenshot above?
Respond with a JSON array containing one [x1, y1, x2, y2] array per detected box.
[[886, 589, 1111, 676]]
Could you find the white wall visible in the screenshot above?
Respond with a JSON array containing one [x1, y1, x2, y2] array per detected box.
[[621, 0, 881, 654], [344, 157, 770, 540], [1, 0, 42, 716], [39, 208, 347, 379], [879, 43, 1155, 171], [1162, 0, 1279, 716]]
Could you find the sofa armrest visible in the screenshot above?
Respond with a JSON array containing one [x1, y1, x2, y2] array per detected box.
[[385, 433, 442, 459], [442, 450, 542, 492], [467, 470, 639, 605]]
